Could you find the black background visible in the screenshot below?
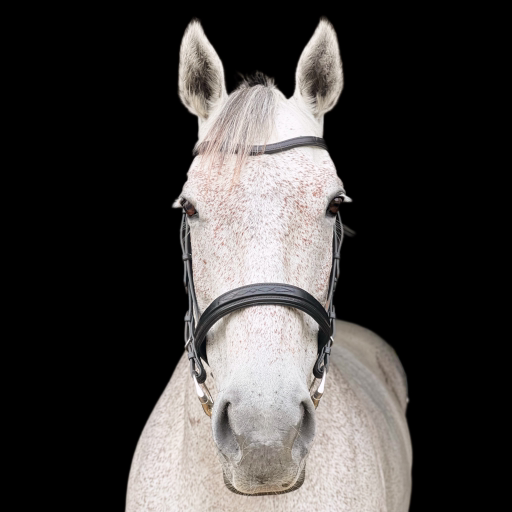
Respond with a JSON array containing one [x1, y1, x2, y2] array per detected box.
[[75, 6, 463, 511]]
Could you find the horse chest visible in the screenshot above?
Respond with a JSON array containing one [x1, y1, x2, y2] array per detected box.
[[127, 347, 409, 512]]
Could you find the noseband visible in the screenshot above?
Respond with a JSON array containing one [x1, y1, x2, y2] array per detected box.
[[181, 136, 350, 416]]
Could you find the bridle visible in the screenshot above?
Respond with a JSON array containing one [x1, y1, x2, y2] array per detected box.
[[180, 136, 351, 417]]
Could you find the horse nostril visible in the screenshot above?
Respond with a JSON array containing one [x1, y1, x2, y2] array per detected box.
[[213, 401, 240, 460], [292, 400, 316, 458]]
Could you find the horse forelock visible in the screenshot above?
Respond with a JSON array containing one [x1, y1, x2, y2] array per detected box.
[[194, 74, 282, 176]]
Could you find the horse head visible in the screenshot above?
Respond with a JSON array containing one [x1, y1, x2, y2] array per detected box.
[[175, 18, 348, 496]]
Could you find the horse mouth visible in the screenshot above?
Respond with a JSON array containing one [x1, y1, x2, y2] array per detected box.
[[222, 464, 307, 496]]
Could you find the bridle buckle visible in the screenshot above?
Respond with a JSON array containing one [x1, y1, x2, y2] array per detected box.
[[193, 374, 214, 417]]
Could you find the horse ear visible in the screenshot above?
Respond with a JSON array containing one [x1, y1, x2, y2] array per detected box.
[[178, 20, 227, 120], [293, 18, 343, 118]]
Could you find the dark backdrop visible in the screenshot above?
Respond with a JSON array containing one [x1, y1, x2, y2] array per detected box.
[[77, 6, 457, 511]]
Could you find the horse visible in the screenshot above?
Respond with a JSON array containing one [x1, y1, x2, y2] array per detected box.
[[126, 18, 412, 512]]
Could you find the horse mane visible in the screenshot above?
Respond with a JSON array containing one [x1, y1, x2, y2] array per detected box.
[[194, 72, 279, 175]]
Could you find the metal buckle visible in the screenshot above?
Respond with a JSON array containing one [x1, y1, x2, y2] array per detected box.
[[193, 374, 214, 417], [310, 333, 333, 407], [309, 369, 327, 409]]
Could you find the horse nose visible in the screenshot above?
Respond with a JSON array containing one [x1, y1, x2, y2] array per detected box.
[[212, 390, 317, 466]]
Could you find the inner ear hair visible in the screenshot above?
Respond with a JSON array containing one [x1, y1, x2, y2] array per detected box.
[[178, 19, 227, 119], [295, 18, 344, 117]]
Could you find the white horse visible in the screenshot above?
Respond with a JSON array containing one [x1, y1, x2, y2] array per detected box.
[[126, 18, 412, 512]]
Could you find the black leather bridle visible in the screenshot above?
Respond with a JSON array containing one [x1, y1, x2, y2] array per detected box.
[[180, 136, 350, 414]]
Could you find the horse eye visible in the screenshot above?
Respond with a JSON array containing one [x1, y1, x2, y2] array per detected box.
[[180, 198, 197, 217], [327, 196, 344, 216]]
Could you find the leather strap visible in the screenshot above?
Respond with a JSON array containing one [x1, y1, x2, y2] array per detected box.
[[192, 136, 328, 157], [181, 135, 347, 385], [181, 209, 344, 384], [192, 283, 332, 367]]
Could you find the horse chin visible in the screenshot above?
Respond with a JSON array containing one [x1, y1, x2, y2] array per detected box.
[[222, 464, 307, 496]]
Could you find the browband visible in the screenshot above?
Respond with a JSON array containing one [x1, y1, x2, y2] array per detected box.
[[192, 136, 328, 157]]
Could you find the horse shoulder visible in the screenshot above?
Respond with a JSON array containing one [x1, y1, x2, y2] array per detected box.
[[126, 354, 227, 511], [126, 354, 190, 511], [327, 319, 412, 511], [331, 319, 409, 412]]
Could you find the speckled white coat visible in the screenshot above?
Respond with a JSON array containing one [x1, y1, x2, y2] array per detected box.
[[126, 320, 411, 512], [126, 18, 412, 511]]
